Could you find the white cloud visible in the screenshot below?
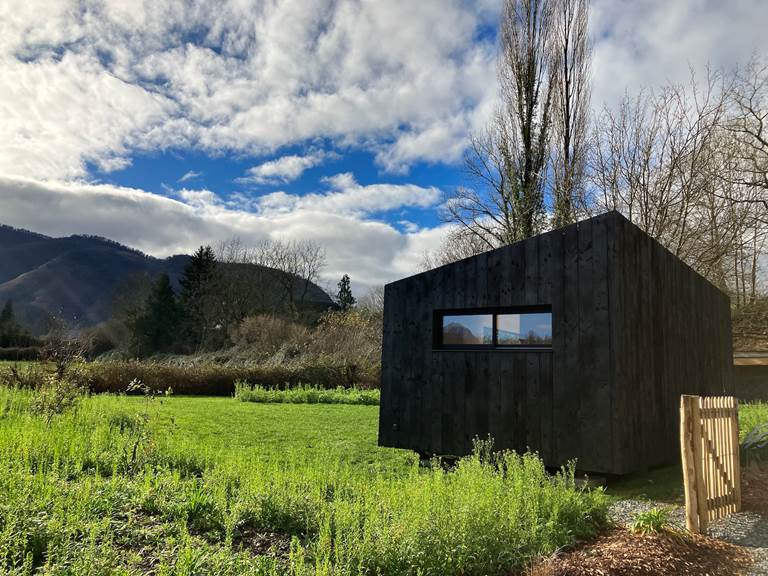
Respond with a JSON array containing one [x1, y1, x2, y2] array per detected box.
[[254, 172, 442, 216], [178, 170, 202, 183], [0, 0, 500, 180], [239, 152, 328, 185], [0, 51, 172, 180], [0, 174, 449, 291], [1, 0, 766, 184], [590, 0, 768, 108]]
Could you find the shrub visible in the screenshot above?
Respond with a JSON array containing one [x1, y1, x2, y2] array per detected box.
[[232, 315, 310, 360], [231, 309, 383, 387], [234, 382, 380, 405], [30, 373, 85, 425]]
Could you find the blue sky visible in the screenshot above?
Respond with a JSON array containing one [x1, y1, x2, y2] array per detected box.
[[92, 145, 456, 234], [1, 0, 767, 294]]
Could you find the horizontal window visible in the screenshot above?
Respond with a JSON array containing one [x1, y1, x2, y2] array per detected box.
[[435, 308, 552, 349]]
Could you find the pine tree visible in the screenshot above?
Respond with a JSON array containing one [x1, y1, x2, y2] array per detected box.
[[0, 300, 13, 326], [336, 274, 356, 311], [130, 273, 182, 357], [179, 246, 218, 350], [0, 300, 24, 347]]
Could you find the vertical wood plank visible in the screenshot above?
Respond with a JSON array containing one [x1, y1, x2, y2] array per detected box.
[[525, 352, 541, 452], [680, 395, 701, 533], [694, 397, 709, 532]]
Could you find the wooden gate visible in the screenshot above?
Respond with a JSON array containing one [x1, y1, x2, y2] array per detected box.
[[679, 395, 741, 533]]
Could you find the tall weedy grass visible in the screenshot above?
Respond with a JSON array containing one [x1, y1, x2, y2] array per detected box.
[[234, 381, 379, 405], [740, 401, 768, 439], [0, 385, 607, 575], [740, 401, 768, 464]]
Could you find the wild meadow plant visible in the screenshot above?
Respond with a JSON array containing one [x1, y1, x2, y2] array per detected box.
[[0, 385, 608, 575], [234, 381, 380, 405]]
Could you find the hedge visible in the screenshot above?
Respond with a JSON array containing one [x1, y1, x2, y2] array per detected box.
[[87, 361, 377, 396], [0, 347, 41, 361]]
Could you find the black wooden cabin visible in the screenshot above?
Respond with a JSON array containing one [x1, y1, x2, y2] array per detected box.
[[378, 211, 733, 475]]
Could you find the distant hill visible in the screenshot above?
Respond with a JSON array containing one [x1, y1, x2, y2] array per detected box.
[[0, 224, 333, 335]]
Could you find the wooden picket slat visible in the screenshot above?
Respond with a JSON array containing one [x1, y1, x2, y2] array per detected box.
[[680, 395, 740, 533]]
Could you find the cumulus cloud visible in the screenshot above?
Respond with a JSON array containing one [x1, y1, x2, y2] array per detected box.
[[0, 175, 449, 290], [239, 152, 329, 185], [0, 0, 500, 180]]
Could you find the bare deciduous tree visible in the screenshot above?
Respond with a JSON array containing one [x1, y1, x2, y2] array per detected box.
[[550, 0, 591, 227], [249, 239, 327, 316], [420, 227, 490, 271], [447, 0, 557, 245], [215, 236, 327, 318], [358, 285, 385, 315], [590, 68, 767, 301], [725, 56, 768, 219], [446, 0, 593, 246]]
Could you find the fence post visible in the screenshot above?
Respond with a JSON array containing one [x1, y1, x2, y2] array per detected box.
[[680, 395, 708, 533]]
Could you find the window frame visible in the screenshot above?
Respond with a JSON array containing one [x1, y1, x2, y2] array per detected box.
[[433, 306, 553, 351]]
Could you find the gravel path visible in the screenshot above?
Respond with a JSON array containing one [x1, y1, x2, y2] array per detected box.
[[609, 500, 768, 575]]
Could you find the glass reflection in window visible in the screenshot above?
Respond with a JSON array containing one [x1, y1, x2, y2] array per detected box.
[[441, 314, 493, 345], [496, 313, 552, 346]]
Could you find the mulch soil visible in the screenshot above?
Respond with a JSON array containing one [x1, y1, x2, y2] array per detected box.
[[743, 466, 768, 516], [530, 528, 754, 576]]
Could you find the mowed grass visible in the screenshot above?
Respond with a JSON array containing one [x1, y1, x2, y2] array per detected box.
[[0, 387, 607, 576], [110, 394, 405, 471]]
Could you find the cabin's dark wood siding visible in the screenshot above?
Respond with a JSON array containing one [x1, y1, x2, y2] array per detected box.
[[608, 214, 733, 474], [379, 211, 733, 475]]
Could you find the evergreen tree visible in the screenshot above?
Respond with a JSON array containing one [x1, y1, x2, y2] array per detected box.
[[179, 246, 218, 350], [0, 300, 13, 326], [130, 274, 182, 357], [336, 274, 356, 311], [0, 300, 35, 348]]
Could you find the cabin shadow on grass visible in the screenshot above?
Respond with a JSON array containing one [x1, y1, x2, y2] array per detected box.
[[604, 464, 684, 503]]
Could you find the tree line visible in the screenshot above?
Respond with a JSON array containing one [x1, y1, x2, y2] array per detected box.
[[117, 239, 360, 358], [434, 0, 767, 328]]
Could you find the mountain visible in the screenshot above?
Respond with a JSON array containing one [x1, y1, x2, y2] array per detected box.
[[0, 224, 333, 335]]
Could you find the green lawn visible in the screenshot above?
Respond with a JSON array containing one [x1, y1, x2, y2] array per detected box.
[[0, 387, 607, 576], [109, 394, 409, 472]]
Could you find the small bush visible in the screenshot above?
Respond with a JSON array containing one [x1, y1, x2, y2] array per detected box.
[[234, 382, 380, 405], [30, 374, 85, 425], [630, 507, 673, 535]]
